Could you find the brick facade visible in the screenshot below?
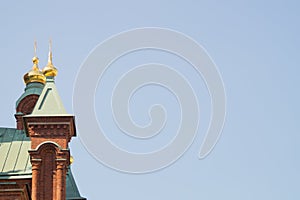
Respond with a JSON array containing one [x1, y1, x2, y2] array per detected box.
[[23, 115, 76, 200]]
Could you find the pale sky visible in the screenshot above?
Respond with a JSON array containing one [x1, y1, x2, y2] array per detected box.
[[0, 1, 299, 199]]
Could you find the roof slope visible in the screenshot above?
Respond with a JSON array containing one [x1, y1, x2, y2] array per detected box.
[[0, 127, 85, 199], [31, 77, 67, 115], [0, 128, 31, 179]]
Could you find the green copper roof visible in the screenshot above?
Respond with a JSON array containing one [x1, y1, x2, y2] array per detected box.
[[31, 77, 67, 115], [15, 82, 44, 109], [0, 127, 85, 199], [66, 169, 87, 200], [0, 128, 31, 178]]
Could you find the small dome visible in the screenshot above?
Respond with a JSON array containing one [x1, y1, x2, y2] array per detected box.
[[70, 156, 74, 165], [23, 57, 46, 85], [42, 57, 58, 77], [42, 40, 58, 77]]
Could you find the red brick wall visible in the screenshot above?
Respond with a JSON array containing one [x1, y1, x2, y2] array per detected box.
[[0, 179, 31, 200]]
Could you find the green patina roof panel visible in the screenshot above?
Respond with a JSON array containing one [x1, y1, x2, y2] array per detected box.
[[32, 77, 67, 115], [0, 128, 31, 177], [66, 169, 87, 200]]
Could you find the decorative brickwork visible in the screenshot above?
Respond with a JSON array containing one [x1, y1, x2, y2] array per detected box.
[[23, 116, 76, 149], [16, 94, 40, 115], [28, 142, 70, 200], [23, 115, 76, 200], [15, 94, 39, 130], [0, 179, 31, 200]]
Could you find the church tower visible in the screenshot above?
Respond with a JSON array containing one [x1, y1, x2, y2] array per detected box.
[[22, 41, 76, 200], [0, 41, 85, 200]]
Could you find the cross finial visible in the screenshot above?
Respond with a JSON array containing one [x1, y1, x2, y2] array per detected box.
[[32, 40, 39, 65], [48, 38, 53, 64], [43, 38, 58, 77], [34, 40, 37, 57]]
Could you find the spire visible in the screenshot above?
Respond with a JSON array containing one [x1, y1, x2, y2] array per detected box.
[[23, 41, 46, 85], [48, 39, 52, 63], [34, 40, 37, 57], [42, 39, 58, 77], [32, 40, 39, 70]]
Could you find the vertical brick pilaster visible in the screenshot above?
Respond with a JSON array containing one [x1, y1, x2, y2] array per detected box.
[[31, 159, 41, 200], [56, 159, 67, 200]]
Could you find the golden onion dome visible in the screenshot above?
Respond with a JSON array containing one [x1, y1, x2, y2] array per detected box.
[[42, 52, 58, 77], [42, 40, 58, 77], [23, 56, 46, 85]]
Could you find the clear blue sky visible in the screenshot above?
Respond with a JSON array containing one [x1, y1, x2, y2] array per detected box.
[[0, 0, 299, 199]]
